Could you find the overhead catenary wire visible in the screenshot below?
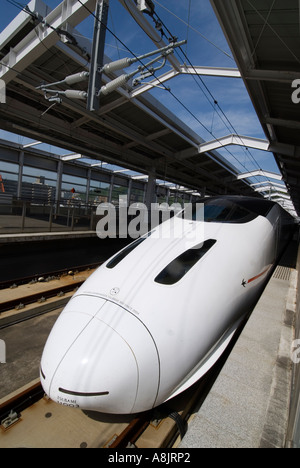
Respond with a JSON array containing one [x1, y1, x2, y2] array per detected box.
[[150, 5, 275, 184], [76, 0, 218, 137], [3, 0, 89, 80], [2, 0, 216, 155], [4, 0, 275, 190], [152, 0, 235, 62], [112, 3, 255, 177], [246, 0, 300, 65], [4, 0, 91, 64], [5, 0, 264, 180], [3, 0, 244, 159], [75, 0, 243, 162]]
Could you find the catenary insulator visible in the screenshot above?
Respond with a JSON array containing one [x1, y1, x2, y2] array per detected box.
[[64, 90, 88, 100], [100, 74, 130, 96], [64, 72, 89, 85], [102, 58, 133, 74]]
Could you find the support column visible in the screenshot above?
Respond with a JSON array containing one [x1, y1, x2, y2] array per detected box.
[[166, 188, 170, 204], [17, 150, 24, 199], [56, 160, 63, 210], [128, 178, 133, 204], [86, 167, 92, 205], [87, 0, 110, 112], [145, 169, 156, 210], [108, 174, 114, 203]]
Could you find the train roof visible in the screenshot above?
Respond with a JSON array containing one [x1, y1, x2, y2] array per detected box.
[[205, 196, 276, 218], [199, 195, 296, 224]]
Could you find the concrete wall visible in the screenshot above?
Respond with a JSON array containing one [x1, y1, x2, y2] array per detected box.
[[286, 241, 300, 447]]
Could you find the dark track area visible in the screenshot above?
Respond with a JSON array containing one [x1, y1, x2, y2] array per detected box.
[[0, 237, 129, 283]]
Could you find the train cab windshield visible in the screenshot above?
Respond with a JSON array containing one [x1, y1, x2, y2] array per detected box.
[[185, 197, 274, 224]]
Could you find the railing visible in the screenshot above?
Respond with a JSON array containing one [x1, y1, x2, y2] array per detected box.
[[0, 198, 97, 234], [0, 196, 186, 235]]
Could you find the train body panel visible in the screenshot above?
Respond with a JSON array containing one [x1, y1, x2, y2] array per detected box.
[[40, 197, 295, 414]]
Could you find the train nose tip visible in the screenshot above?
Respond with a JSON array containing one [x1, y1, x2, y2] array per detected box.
[[41, 313, 139, 414]]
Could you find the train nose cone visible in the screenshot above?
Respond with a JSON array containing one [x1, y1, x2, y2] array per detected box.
[[41, 296, 160, 414], [44, 317, 138, 413]]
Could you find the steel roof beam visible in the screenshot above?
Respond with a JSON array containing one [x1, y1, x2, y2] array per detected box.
[[198, 134, 270, 154], [198, 134, 300, 159], [237, 170, 283, 182], [264, 117, 300, 131], [0, 0, 97, 84], [131, 66, 241, 98], [265, 193, 291, 201], [245, 69, 300, 83], [49, 41, 203, 151], [0, 0, 48, 50], [210, 0, 300, 215], [251, 181, 287, 190], [3, 92, 207, 192], [11, 69, 174, 160], [0, 0, 258, 200], [255, 185, 288, 194], [181, 65, 241, 78]]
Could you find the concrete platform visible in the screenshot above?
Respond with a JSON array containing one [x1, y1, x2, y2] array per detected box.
[[180, 259, 298, 448], [0, 230, 98, 244]]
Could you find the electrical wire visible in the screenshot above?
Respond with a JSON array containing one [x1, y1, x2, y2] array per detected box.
[[3, 0, 212, 143], [246, 0, 300, 65], [3, 0, 256, 173], [150, 11, 257, 172], [150, 5, 274, 182], [4, 0, 272, 187], [5, 0, 90, 65], [76, 0, 215, 136], [185, 0, 192, 56], [76, 0, 272, 184], [15, 0, 211, 150], [75, 0, 258, 194], [5, 0, 26, 10], [122, 0, 162, 45], [152, 0, 235, 61]]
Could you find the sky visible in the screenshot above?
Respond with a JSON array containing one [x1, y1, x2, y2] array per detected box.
[[0, 0, 281, 177]]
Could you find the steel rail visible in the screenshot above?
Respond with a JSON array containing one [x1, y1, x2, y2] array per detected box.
[[0, 280, 85, 314], [0, 262, 103, 290], [0, 381, 44, 426]]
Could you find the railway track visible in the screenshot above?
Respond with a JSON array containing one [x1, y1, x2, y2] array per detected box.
[[0, 279, 206, 448], [0, 375, 209, 449], [0, 280, 85, 315], [0, 271, 192, 448], [0, 295, 242, 448], [0, 260, 244, 448], [0, 380, 157, 447], [0, 262, 103, 291], [0, 264, 101, 326]]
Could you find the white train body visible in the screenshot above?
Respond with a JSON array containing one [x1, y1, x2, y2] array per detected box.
[[40, 197, 294, 414]]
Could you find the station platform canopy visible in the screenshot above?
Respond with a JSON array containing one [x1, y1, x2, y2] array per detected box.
[[211, 0, 300, 215], [0, 0, 262, 201]]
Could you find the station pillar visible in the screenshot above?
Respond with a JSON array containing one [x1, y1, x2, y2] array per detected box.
[[145, 169, 156, 210]]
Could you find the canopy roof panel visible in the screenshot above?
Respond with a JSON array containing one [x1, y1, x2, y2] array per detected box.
[[211, 0, 300, 215], [0, 0, 267, 199]]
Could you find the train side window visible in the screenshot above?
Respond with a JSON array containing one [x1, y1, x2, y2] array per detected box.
[[155, 239, 216, 285]]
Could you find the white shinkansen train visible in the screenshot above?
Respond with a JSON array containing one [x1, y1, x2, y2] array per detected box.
[[40, 196, 295, 414]]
